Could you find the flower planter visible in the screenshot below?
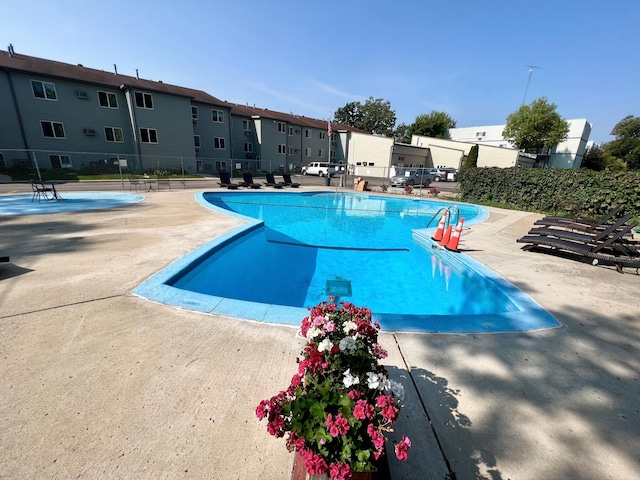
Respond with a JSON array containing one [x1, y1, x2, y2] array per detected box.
[[291, 451, 390, 480]]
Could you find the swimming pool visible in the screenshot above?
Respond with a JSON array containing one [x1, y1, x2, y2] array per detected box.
[[134, 191, 559, 333]]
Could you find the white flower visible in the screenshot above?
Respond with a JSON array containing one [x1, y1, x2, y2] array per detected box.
[[339, 336, 357, 351], [306, 326, 322, 339], [388, 380, 405, 401], [343, 369, 360, 388], [317, 338, 333, 352], [343, 320, 357, 334], [366, 371, 385, 390]]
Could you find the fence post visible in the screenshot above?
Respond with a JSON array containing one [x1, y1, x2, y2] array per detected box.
[[32, 150, 42, 181]]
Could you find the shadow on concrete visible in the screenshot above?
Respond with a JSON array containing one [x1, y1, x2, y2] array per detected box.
[[398, 303, 640, 479]]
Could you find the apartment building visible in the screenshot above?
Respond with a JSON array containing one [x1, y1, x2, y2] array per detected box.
[[0, 48, 356, 176]]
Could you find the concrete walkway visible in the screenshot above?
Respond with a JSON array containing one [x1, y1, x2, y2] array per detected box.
[[1, 185, 639, 479]]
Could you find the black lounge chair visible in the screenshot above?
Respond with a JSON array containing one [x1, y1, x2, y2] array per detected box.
[[518, 215, 640, 273], [534, 206, 624, 232], [264, 173, 284, 189], [0, 256, 9, 264], [218, 172, 240, 189], [240, 172, 262, 189], [281, 173, 300, 188]]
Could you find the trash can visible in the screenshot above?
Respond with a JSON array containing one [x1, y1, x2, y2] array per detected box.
[[324, 176, 331, 186]]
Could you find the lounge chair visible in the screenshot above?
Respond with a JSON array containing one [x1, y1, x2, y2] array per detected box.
[[517, 215, 640, 273], [0, 256, 9, 264], [534, 205, 624, 232], [31, 180, 53, 202], [218, 172, 240, 189], [264, 173, 284, 189], [281, 173, 300, 188], [240, 172, 262, 189]]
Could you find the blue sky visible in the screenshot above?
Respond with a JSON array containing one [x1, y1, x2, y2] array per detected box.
[[3, 0, 638, 143]]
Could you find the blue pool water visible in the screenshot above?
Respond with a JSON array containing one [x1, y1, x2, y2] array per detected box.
[[134, 191, 559, 333]]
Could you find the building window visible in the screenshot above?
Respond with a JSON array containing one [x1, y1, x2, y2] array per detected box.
[[242, 119, 252, 130], [212, 109, 224, 123], [476, 131, 486, 137], [244, 142, 253, 152], [31, 80, 57, 100], [140, 128, 158, 143], [134, 92, 153, 109], [288, 146, 294, 155], [98, 91, 118, 108], [330, 150, 336, 159], [278, 144, 286, 154], [192, 106, 199, 119], [319, 149, 325, 157], [305, 129, 311, 138], [288, 126, 293, 136], [278, 122, 286, 133], [41, 121, 65, 138], [104, 127, 124, 142], [194, 135, 201, 147], [214, 137, 226, 149], [319, 131, 326, 140], [49, 154, 71, 168], [304, 148, 311, 157]]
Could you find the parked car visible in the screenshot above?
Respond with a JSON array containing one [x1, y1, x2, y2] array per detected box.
[[426, 167, 458, 182], [301, 162, 336, 177], [390, 169, 433, 187]]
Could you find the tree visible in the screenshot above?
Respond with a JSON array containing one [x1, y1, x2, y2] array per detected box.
[[334, 97, 396, 136], [580, 143, 606, 171], [502, 97, 570, 166], [603, 115, 640, 169], [461, 144, 479, 171], [394, 111, 456, 144]]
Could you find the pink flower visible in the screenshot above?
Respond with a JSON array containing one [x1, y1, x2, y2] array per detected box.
[[300, 448, 328, 475], [353, 399, 374, 420], [326, 413, 350, 437], [329, 462, 352, 480], [325, 320, 336, 332], [367, 423, 385, 449], [394, 436, 411, 461]]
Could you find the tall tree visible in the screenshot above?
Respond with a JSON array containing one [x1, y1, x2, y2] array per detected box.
[[461, 144, 479, 171], [502, 97, 570, 166], [394, 111, 456, 143], [334, 97, 396, 136], [603, 115, 640, 169], [580, 143, 606, 171]]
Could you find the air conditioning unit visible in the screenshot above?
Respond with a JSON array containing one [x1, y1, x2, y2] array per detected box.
[[83, 128, 96, 136], [76, 91, 88, 99]]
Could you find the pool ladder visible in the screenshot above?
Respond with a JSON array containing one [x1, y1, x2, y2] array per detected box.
[[426, 206, 460, 229]]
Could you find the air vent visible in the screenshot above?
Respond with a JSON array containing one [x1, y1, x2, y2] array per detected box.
[[83, 128, 96, 136], [76, 91, 88, 99]]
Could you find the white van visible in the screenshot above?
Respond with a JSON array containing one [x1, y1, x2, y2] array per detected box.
[[302, 162, 335, 177]]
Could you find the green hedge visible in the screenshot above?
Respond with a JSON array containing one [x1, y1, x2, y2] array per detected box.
[[458, 167, 640, 219]]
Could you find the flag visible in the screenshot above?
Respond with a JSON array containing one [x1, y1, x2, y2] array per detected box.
[[327, 120, 332, 138]]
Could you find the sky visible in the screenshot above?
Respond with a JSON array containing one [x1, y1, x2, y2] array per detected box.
[[2, 0, 639, 144]]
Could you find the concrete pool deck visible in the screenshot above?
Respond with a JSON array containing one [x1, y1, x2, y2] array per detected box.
[[1, 183, 639, 479]]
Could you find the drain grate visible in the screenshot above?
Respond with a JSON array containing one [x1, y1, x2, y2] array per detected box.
[[326, 279, 352, 297]]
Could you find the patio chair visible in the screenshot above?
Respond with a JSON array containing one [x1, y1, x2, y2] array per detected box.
[[534, 205, 624, 232], [218, 172, 240, 189], [517, 215, 640, 273], [156, 177, 171, 191], [31, 180, 53, 202], [281, 173, 300, 188], [264, 173, 284, 189], [0, 255, 9, 264], [128, 176, 144, 192], [240, 172, 262, 189]]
